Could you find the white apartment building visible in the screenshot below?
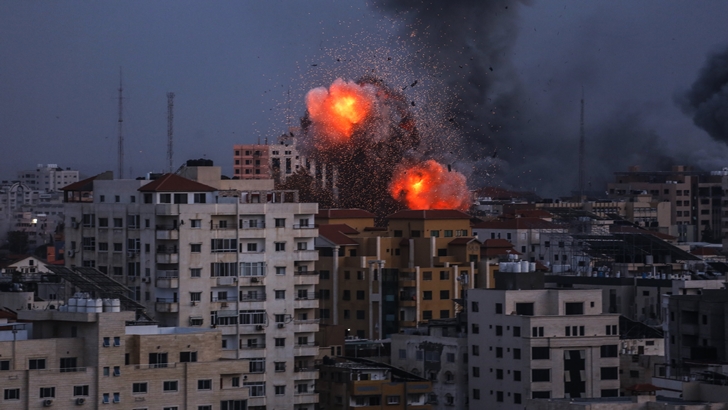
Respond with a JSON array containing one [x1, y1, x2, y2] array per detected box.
[[17, 163, 80, 192], [468, 288, 620, 409], [63, 165, 320, 410], [390, 321, 469, 409]]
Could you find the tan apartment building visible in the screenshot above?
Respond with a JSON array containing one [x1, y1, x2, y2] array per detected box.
[[0, 309, 256, 410], [468, 287, 621, 408], [315, 209, 478, 340], [62, 163, 320, 410], [317, 357, 433, 409], [233, 142, 336, 189]]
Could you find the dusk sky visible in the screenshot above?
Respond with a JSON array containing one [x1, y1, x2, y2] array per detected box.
[[2, 1, 728, 195]]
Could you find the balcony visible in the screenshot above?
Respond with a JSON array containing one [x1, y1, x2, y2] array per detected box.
[[239, 275, 265, 285], [294, 343, 319, 357], [155, 229, 178, 240], [399, 272, 417, 287], [294, 293, 319, 309], [294, 367, 319, 380], [156, 247, 179, 264], [216, 276, 238, 286], [294, 393, 318, 405], [294, 271, 319, 285], [212, 297, 238, 310], [156, 271, 179, 289], [211, 222, 236, 230], [293, 319, 319, 333], [293, 250, 318, 262], [155, 299, 179, 313]]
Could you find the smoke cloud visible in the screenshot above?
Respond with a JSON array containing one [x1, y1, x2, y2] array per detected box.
[[679, 45, 728, 145], [372, 0, 689, 197]]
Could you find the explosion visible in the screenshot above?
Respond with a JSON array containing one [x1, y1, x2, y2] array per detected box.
[[389, 160, 470, 211], [305, 79, 376, 147]]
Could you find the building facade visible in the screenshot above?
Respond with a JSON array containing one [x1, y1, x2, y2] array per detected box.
[[62, 165, 320, 409], [17, 164, 80, 192]]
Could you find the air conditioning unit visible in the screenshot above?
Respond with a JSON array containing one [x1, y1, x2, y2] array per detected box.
[[142, 277, 151, 283], [67, 250, 75, 257], [75, 398, 85, 405], [277, 323, 285, 328], [43, 399, 53, 407], [255, 325, 264, 331], [191, 301, 198, 306], [71, 221, 79, 229], [251, 277, 259, 283], [232, 277, 238, 282]]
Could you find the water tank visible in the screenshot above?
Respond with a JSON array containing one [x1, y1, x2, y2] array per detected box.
[[529, 262, 536, 272], [520, 261, 530, 273], [92, 299, 103, 313], [68, 297, 78, 313], [86, 299, 96, 313], [513, 262, 522, 273], [103, 299, 112, 312], [111, 299, 121, 312], [76, 298, 86, 313], [616, 271, 621, 278], [59, 305, 68, 312], [661, 273, 667, 280]]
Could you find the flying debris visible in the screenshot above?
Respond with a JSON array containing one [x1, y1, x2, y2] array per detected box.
[[410, 80, 418, 87]]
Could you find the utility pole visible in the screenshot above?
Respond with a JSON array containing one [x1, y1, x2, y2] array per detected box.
[[117, 69, 124, 179], [578, 87, 586, 201], [167, 92, 175, 173]]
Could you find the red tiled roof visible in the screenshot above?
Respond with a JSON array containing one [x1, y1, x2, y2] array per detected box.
[[387, 210, 471, 220], [138, 174, 216, 193], [473, 218, 560, 230], [691, 247, 721, 256], [318, 224, 359, 246], [448, 237, 481, 246], [0, 310, 16, 320], [0, 254, 35, 269], [316, 209, 376, 219], [61, 175, 97, 191], [481, 239, 519, 257]]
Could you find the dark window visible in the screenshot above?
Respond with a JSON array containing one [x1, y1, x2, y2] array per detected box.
[[132, 382, 148, 393], [532, 369, 550, 382], [532, 391, 551, 399], [601, 389, 619, 397], [516, 303, 534, 315], [356, 290, 365, 300], [495, 303, 503, 314], [423, 291, 432, 300], [471, 301, 479, 312], [600, 345, 618, 358], [495, 325, 503, 336], [513, 326, 521, 337], [180, 352, 197, 362], [514, 393, 522, 404], [513, 348, 521, 359], [60, 357, 77, 372], [532, 347, 549, 360], [565, 302, 584, 315], [440, 290, 449, 300], [601, 367, 618, 380], [514, 370, 521, 381], [29, 358, 46, 370]]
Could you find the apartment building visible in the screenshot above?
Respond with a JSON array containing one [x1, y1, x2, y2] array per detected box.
[[62, 164, 320, 410], [390, 320, 469, 409], [0, 308, 256, 410], [468, 287, 620, 409], [17, 164, 80, 192], [317, 357, 433, 410], [315, 209, 478, 340]]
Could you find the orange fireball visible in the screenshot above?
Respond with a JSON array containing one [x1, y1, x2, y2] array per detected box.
[[389, 160, 471, 211], [306, 78, 374, 142]]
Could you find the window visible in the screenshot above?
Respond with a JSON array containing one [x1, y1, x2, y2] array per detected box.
[[274, 218, 286, 227], [190, 219, 202, 228], [0, 360, 9, 371], [532, 369, 550, 382], [387, 395, 400, 405], [606, 324, 618, 335], [29, 358, 46, 370], [199, 406, 212, 410], [471, 301, 479, 312], [99, 217, 108, 227], [4, 389, 19, 400], [472, 366, 480, 377], [275, 385, 286, 395], [357, 310, 365, 320], [472, 389, 480, 400], [600, 345, 618, 358], [249, 358, 265, 373], [102, 393, 110, 404], [244, 382, 265, 397], [211, 239, 236, 252], [356, 290, 365, 300], [516, 302, 535, 315], [532, 326, 544, 337], [430, 230, 440, 237], [422, 310, 432, 320], [274, 362, 286, 372], [246, 243, 258, 252], [422, 271, 432, 280], [471, 324, 479, 334], [495, 325, 503, 336], [472, 345, 480, 356], [99, 242, 109, 251], [444, 230, 453, 237], [513, 326, 521, 337], [190, 292, 202, 303], [446, 353, 455, 363], [40, 387, 55, 398], [275, 338, 285, 347], [275, 242, 286, 251], [193, 193, 206, 203], [514, 370, 522, 381], [163, 380, 178, 391], [423, 291, 432, 300], [103, 337, 111, 347], [113, 218, 123, 228], [497, 391, 504, 402], [297, 242, 307, 250], [440, 290, 450, 300], [133, 383, 148, 393], [514, 393, 522, 404], [198, 379, 212, 390], [565, 302, 584, 315], [532, 347, 550, 360], [180, 352, 198, 362], [113, 243, 123, 252], [601, 367, 618, 380], [149, 353, 169, 368], [514, 348, 521, 359]]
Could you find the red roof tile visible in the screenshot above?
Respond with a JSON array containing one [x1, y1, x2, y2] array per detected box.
[[481, 239, 516, 248], [473, 218, 560, 230], [691, 247, 721, 256], [387, 210, 471, 220], [318, 224, 360, 246], [61, 175, 98, 191], [138, 174, 216, 193], [316, 209, 376, 219]]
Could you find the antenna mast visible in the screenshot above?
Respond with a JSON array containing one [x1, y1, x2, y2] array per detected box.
[[578, 87, 585, 200], [167, 92, 175, 173], [117, 69, 124, 179]]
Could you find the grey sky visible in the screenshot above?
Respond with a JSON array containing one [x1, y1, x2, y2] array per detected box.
[[2, 1, 728, 194]]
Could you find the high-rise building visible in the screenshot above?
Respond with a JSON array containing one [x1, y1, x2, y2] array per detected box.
[[467, 287, 620, 408], [62, 164, 320, 409], [17, 164, 80, 192]]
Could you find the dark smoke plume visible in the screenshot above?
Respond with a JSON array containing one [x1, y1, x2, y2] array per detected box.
[[373, 0, 683, 197], [679, 45, 728, 145]]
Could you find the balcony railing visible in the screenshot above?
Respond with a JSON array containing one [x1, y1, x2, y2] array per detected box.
[[294, 270, 318, 276], [212, 296, 238, 302], [293, 224, 315, 229], [295, 292, 319, 300], [156, 270, 179, 278], [240, 294, 266, 302]]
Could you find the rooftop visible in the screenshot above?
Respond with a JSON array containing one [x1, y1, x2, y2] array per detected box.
[[387, 209, 471, 220], [138, 173, 217, 192]]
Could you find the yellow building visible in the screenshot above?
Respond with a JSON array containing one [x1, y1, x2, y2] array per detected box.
[[315, 209, 479, 340]]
